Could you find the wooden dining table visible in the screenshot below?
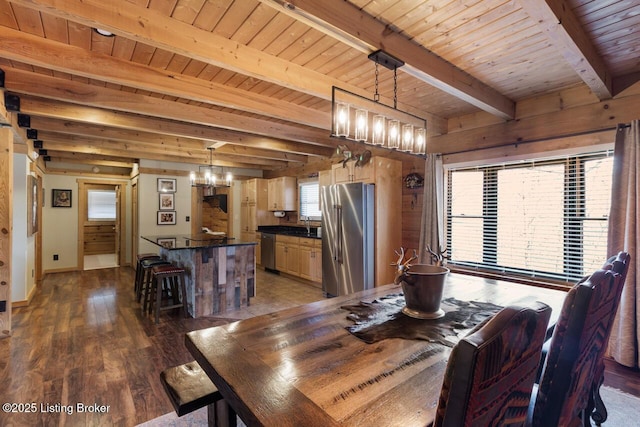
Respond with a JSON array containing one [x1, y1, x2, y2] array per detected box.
[[185, 273, 567, 427]]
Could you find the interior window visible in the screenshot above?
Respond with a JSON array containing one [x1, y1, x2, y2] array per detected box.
[[446, 151, 613, 283], [88, 189, 116, 221], [299, 181, 321, 221]]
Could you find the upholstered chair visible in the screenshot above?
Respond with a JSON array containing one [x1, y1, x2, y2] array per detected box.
[[588, 251, 630, 425], [529, 260, 627, 427], [433, 301, 552, 427]]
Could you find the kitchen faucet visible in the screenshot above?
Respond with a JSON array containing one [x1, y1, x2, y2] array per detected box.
[[304, 216, 311, 234]]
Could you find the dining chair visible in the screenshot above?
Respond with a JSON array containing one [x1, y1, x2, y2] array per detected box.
[[433, 301, 552, 427], [528, 255, 628, 427], [588, 251, 630, 425]]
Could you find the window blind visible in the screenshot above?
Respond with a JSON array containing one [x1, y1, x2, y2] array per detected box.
[[299, 181, 321, 220], [88, 190, 117, 220], [446, 151, 613, 283]]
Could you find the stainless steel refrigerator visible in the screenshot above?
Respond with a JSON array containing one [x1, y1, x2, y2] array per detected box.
[[321, 182, 374, 297]]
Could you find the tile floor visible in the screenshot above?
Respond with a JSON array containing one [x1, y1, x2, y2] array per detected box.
[[216, 268, 325, 320], [84, 253, 118, 270]]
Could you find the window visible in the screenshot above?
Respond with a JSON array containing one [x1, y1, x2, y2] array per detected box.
[[88, 189, 117, 221], [446, 151, 613, 283], [299, 181, 321, 221]]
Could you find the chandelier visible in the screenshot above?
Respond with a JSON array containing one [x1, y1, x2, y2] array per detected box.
[[331, 50, 426, 156], [189, 147, 232, 188]]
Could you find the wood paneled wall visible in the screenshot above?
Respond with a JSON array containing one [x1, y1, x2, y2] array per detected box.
[[402, 158, 427, 255], [83, 223, 116, 255], [0, 128, 13, 338], [201, 187, 230, 234]]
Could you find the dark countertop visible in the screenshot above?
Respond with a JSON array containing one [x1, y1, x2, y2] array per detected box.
[[257, 225, 321, 239], [142, 234, 257, 250]]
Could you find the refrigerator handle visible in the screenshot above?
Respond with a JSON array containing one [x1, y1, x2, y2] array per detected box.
[[334, 204, 343, 263]]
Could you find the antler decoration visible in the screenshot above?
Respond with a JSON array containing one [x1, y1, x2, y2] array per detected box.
[[426, 245, 448, 267], [392, 247, 418, 285]]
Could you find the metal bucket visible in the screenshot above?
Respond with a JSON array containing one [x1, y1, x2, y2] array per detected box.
[[400, 264, 449, 319]]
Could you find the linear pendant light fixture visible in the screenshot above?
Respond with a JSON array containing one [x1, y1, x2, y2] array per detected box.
[[331, 50, 427, 156], [190, 147, 232, 189]]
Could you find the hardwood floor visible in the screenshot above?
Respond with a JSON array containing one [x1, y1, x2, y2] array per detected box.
[[0, 267, 323, 426], [1, 266, 638, 426]]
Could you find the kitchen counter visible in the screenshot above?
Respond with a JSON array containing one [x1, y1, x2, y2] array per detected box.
[[257, 225, 321, 239], [142, 233, 256, 250], [142, 234, 256, 317]]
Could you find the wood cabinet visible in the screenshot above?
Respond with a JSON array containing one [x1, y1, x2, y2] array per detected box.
[[330, 156, 402, 287], [332, 160, 373, 184], [299, 237, 322, 284], [241, 178, 277, 230], [268, 176, 297, 211], [275, 235, 300, 276], [241, 179, 275, 266]]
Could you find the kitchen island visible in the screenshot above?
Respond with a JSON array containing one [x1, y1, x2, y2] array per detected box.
[[142, 234, 256, 317]]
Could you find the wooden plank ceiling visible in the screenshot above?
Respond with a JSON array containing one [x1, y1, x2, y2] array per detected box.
[[0, 0, 638, 176]]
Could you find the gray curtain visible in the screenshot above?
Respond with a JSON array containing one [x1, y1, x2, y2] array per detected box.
[[607, 120, 639, 369], [419, 154, 445, 265]]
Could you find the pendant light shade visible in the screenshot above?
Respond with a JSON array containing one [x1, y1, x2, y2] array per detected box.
[[329, 50, 427, 156]]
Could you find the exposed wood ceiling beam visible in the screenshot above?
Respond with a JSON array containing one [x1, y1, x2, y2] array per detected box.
[[16, 95, 334, 158], [8, 0, 447, 131], [0, 26, 326, 129], [29, 116, 308, 164], [261, 0, 516, 120], [214, 145, 307, 164], [4, 69, 335, 150], [42, 165, 131, 178], [29, 117, 209, 149], [430, 93, 640, 154], [516, 0, 612, 100], [9, 0, 336, 97], [41, 151, 134, 169], [40, 132, 287, 170], [37, 131, 290, 168]]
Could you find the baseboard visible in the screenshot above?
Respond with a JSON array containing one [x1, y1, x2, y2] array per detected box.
[[44, 266, 80, 275], [12, 281, 40, 308]]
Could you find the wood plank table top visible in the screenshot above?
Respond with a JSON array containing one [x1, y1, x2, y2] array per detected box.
[[185, 273, 567, 427]]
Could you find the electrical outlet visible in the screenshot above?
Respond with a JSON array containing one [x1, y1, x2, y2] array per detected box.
[[186, 216, 190, 222], [53, 254, 59, 261]]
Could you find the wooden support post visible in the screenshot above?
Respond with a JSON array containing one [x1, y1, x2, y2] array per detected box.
[[0, 127, 13, 338]]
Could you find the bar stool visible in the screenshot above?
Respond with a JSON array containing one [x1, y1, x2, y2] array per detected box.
[[136, 257, 171, 303], [134, 253, 162, 294], [148, 264, 188, 324]]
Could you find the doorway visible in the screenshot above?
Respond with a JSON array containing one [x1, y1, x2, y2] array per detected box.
[[77, 180, 125, 271]]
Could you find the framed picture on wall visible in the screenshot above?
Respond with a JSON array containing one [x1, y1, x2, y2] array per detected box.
[[157, 238, 176, 248], [157, 211, 176, 225], [157, 178, 176, 193], [52, 189, 72, 208], [27, 176, 38, 236], [159, 193, 174, 210]]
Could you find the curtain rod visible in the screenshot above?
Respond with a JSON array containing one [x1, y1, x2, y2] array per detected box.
[[441, 123, 631, 157]]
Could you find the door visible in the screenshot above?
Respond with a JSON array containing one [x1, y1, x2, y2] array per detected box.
[[77, 180, 124, 270], [115, 185, 121, 265], [132, 178, 138, 264]]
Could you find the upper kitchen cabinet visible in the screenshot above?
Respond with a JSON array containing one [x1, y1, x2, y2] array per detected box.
[[241, 179, 258, 204], [268, 177, 297, 211], [332, 159, 373, 184]]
